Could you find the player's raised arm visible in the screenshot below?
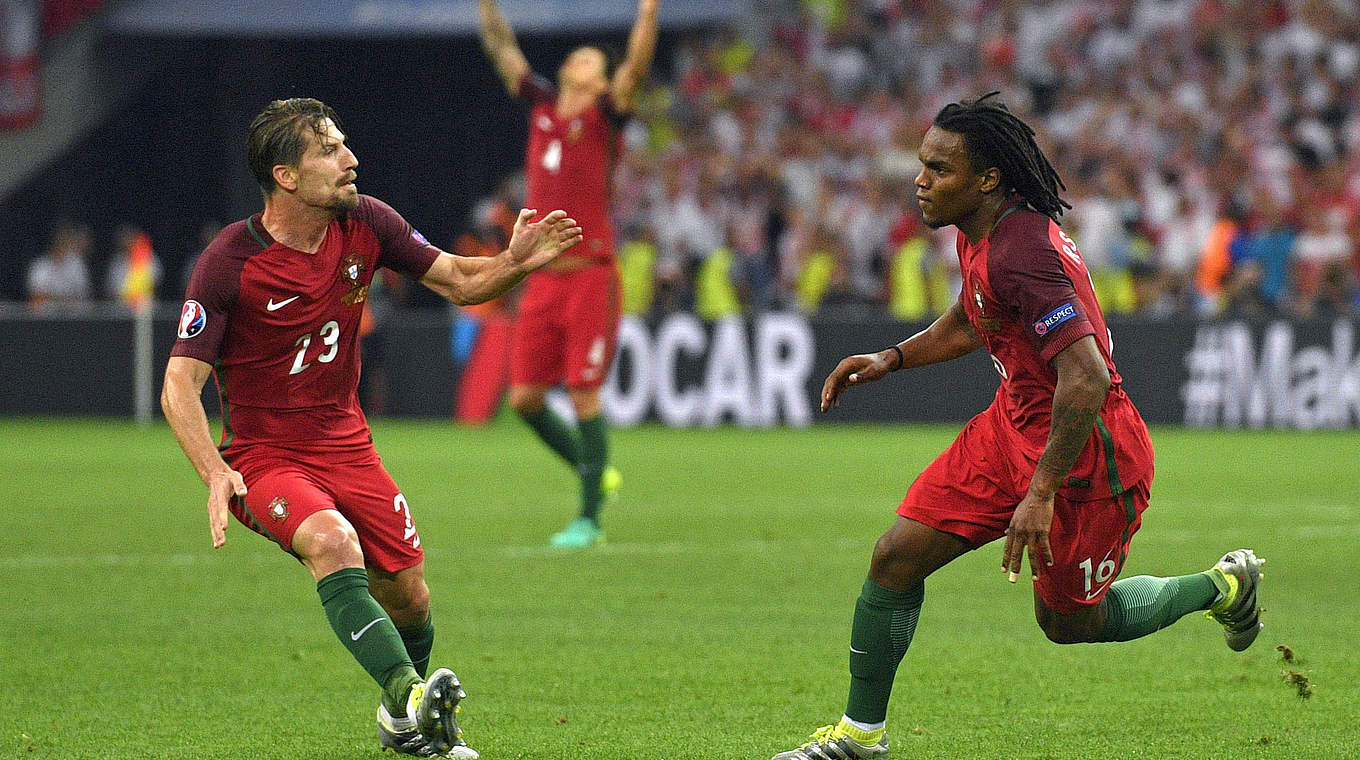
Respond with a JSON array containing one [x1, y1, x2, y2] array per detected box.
[[420, 209, 582, 305], [611, 0, 660, 111], [821, 302, 982, 411], [161, 355, 247, 549], [479, 0, 530, 95]]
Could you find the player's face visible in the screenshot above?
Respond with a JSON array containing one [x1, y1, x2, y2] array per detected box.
[[293, 119, 359, 214], [559, 47, 608, 92], [914, 126, 986, 230]]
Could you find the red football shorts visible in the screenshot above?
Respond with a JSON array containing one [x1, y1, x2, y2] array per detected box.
[[898, 416, 1150, 614], [510, 262, 620, 389], [227, 445, 424, 573]]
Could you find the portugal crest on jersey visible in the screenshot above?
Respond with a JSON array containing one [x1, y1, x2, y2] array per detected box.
[[339, 252, 369, 305], [267, 496, 289, 521], [971, 279, 1002, 332]]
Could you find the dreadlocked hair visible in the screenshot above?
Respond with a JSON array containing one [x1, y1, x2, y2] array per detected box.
[[933, 92, 1071, 221]]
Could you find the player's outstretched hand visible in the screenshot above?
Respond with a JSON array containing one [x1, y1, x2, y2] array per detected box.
[[1001, 491, 1055, 583], [207, 469, 247, 548], [820, 351, 894, 412], [507, 208, 583, 272]]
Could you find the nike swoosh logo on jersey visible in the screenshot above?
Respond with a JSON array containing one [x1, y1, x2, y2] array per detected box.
[[266, 295, 301, 311], [351, 617, 385, 641]]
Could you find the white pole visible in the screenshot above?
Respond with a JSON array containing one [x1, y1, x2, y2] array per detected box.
[[133, 303, 154, 425]]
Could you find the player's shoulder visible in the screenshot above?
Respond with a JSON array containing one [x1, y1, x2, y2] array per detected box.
[[351, 193, 390, 219], [348, 194, 411, 230], [598, 90, 628, 122], [989, 209, 1063, 265], [202, 216, 270, 262], [984, 209, 1075, 296], [348, 195, 435, 252], [185, 217, 267, 300], [991, 207, 1059, 252], [520, 71, 557, 105]]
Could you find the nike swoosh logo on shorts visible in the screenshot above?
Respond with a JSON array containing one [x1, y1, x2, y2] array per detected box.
[[850, 646, 869, 654], [351, 617, 385, 641], [267, 295, 300, 311]]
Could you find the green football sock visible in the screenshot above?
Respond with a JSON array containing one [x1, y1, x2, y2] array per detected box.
[[316, 568, 420, 716], [1097, 572, 1221, 642], [519, 406, 582, 468], [846, 578, 924, 725], [577, 414, 608, 521], [397, 614, 435, 679]]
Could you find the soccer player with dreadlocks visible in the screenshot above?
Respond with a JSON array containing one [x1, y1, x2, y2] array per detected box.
[[772, 94, 1265, 760]]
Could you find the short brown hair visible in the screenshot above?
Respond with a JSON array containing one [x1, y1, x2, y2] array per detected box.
[[570, 44, 618, 79], [246, 98, 342, 194]]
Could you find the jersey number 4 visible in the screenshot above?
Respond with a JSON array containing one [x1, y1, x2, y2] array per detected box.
[[290, 320, 341, 375], [542, 139, 562, 174]]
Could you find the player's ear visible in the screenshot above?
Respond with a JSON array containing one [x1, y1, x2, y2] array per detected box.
[[272, 164, 299, 193], [977, 166, 1001, 194]]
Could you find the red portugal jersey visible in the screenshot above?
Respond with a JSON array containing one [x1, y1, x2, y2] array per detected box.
[[956, 205, 1154, 499], [519, 72, 624, 263], [171, 195, 441, 455]]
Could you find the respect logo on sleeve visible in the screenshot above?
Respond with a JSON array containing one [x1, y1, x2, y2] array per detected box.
[[1034, 303, 1076, 336]]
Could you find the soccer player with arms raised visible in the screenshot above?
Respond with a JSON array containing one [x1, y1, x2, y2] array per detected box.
[[478, 0, 659, 548], [773, 94, 1265, 760], [162, 98, 581, 758]]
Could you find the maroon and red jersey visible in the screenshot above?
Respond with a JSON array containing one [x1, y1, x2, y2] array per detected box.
[[518, 72, 625, 263], [171, 195, 440, 455], [956, 205, 1154, 500]]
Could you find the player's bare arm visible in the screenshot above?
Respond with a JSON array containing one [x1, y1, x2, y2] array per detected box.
[[161, 355, 247, 549], [1001, 334, 1111, 582], [420, 208, 582, 305], [611, 0, 661, 111], [478, 0, 530, 94], [821, 302, 982, 411]]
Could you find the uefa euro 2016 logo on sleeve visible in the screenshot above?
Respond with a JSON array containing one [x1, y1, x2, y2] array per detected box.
[[1034, 302, 1076, 336], [178, 300, 207, 339]]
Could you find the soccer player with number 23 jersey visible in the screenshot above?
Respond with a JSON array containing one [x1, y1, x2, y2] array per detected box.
[[163, 97, 581, 758]]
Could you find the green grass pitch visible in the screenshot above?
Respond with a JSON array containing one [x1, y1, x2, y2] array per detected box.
[[1, 418, 1356, 759]]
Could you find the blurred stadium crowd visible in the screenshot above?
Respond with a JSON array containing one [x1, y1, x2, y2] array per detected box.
[[24, 0, 1360, 322]]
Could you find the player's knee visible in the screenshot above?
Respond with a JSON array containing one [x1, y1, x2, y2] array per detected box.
[[868, 533, 922, 587], [296, 519, 363, 567], [1035, 607, 1099, 644], [1038, 618, 1083, 644], [567, 387, 601, 418], [508, 387, 546, 415]]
